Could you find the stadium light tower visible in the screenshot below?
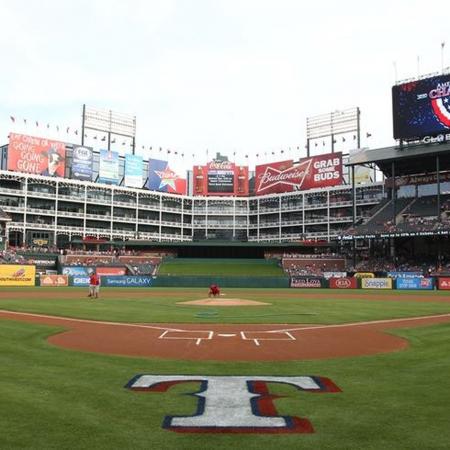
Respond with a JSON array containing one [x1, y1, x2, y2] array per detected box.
[[306, 107, 361, 157], [81, 105, 136, 154]]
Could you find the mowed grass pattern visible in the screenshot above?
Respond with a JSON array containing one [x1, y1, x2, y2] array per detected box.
[[158, 258, 285, 276], [1, 287, 450, 449]]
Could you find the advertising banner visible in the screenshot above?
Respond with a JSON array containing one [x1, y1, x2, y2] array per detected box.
[[392, 74, 450, 140], [235, 165, 249, 196], [101, 276, 153, 287], [25, 257, 57, 268], [354, 166, 371, 184], [0, 265, 36, 286], [7, 133, 66, 177], [387, 272, 423, 279], [193, 165, 207, 195], [255, 152, 342, 195], [323, 271, 347, 279], [329, 277, 358, 289], [71, 276, 90, 287], [62, 266, 91, 277], [124, 154, 143, 188], [72, 146, 93, 181], [354, 272, 374, 278], [290, 276, 323, 288], [147, 158, 186, 194], [207, 160, 235, 194], [40, 274, 69, 287], [361, 278, 392, 289], [96, 267, 127, 276], [437, 277, 450, 290], [387, 172, 450, 188], [396, 277, 434, 290], [98, 149, 120, 185]]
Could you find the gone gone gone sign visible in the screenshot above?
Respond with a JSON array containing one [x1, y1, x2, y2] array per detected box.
[[126, 375, 341, 433]]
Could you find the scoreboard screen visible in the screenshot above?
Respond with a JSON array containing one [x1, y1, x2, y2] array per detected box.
[[392, 73, 450, 140]]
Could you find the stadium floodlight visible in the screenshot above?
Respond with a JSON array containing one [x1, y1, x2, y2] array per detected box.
[[81, 105, 136, 153], [306, 107, 361, 156]]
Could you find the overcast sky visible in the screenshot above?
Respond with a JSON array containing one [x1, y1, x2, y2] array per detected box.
[[0, 0, 448, 171]]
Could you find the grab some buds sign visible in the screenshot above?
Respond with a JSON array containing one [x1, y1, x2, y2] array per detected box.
[[255, 152, 343, 195]]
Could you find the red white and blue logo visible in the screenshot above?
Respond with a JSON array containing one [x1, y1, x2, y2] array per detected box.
[[430, 85, 450, 128], [126, 375, 341, 433], [146, 158, 186, 194]]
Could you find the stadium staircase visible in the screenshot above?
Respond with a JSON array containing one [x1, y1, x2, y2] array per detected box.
[[354, 197, 415, 234]]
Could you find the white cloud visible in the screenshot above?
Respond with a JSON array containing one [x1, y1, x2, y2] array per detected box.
[[0, 0, 449, 171]]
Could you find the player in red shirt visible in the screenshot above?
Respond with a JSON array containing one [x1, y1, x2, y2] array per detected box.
[[88, 272, 100, 299], [208, 284, 220, 298]]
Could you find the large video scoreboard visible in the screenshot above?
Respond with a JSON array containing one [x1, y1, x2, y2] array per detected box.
[[392, 73, 450, 140]]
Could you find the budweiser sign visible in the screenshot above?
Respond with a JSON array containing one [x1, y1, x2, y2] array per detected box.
[[258, 159, 312, 193], [255, 153, 343, 195]]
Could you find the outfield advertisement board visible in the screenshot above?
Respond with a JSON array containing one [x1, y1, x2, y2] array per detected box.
[[72, 145, 93, 181], [147, 158, 186, 194], [396, 277, 434, 290], [193, 160, 248, 196], [98, 149, 120, 185], [62, 266, 92, 276], [323, 271, 347, 279], [255, 152, 342, 195], [361, 278, 392, 289], [290, 276, 324, 288], [354, 272, 374, 278], [329, 277, 358, 289], [101, 276, 153, 287], [71, 276, 90, 287], [387, 272, 423, 279], [437, 277, 450, 290], [7, 133, 66, 177], [40, 274, 69, 287], [124, 154, 143, 188], [95, 267, 127, 276], [0, 265, 36, 286]]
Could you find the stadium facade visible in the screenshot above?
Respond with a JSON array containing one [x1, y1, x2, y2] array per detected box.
[[0, 143, 383, 247]]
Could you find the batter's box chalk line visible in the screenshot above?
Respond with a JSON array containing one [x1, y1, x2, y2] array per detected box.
[[158, 328, 296, 346], [240, 330, 296, 347], [159, 330, 214, 346]]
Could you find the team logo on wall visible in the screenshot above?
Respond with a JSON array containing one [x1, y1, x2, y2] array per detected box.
[[126, 375, 341, 433], [147, 158, 186, 194]]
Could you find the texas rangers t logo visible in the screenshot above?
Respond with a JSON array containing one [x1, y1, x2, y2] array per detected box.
[[125, 375, 341, 433]]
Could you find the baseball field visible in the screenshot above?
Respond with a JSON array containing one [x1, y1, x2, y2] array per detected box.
[[1, 287, 450, 449]]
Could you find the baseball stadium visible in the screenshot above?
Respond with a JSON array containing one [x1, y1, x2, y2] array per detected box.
[[2, 70, 450, 448]]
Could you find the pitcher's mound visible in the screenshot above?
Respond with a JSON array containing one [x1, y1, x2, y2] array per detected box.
[[178, 298, 270, 306]]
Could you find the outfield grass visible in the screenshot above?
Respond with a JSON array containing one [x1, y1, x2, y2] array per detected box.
[[158, 258, 285, 276], [1, 287, 450, 324], [1, 288, 450, 449]]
